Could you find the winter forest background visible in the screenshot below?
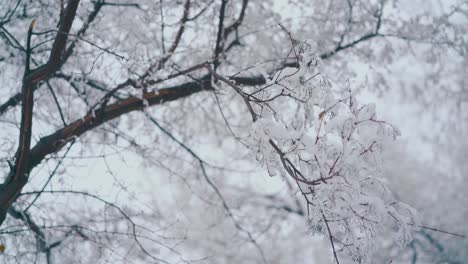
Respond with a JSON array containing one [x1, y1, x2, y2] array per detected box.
[[0, 0, 467, 263]]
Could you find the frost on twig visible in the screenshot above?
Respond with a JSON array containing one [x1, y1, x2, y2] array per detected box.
[[236, 44, 421, 263]]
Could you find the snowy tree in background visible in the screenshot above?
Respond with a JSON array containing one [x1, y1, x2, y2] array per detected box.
[[0, 0, 466, 263]]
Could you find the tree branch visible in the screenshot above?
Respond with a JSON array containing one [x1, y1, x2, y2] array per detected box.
[[0, 0, 81, 227], [0, 0, 102, 116], [213, 0, 228, 70]]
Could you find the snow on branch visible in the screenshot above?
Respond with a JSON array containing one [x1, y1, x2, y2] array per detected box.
[[215, 42, 420, 263]]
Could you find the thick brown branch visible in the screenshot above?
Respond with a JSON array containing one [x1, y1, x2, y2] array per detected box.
[[24, 0, 80, 84], [0, 20, 38, 228], [0, 0, 81, 227], [0, 79, 210, 229], [0, 0, 102, 116], [28, 79, 211, 173]]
